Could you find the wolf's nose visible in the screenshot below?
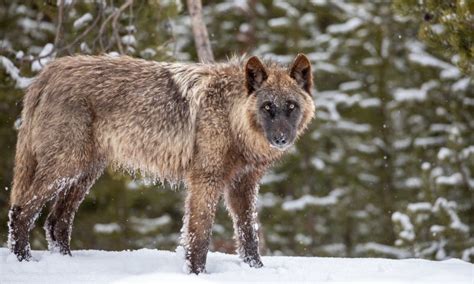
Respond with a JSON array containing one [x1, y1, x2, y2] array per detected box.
[[273, 135, 287, 146]]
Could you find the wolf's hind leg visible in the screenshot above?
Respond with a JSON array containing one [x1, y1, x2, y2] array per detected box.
[[44, 163, 104, 255], [8, 167, 71, 261]]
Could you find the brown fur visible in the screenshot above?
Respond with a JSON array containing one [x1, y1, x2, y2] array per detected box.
[[8, 54, 315, 273]]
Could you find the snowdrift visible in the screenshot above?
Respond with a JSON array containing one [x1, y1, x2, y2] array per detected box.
[[0, 247, 471, 283]]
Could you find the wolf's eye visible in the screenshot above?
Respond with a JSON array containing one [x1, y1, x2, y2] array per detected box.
[[264, 105, 271, 111], [289, 103, 295, 110]]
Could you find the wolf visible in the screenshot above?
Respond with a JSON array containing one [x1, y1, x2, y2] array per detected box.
[[8, 53, 315, 274]]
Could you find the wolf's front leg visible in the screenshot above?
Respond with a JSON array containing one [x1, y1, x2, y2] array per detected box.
[[182, 172, 223, 274], [224, 169, 264, 268]]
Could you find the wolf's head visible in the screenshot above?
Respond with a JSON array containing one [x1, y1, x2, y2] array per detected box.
[[244, 54, 315, 151]]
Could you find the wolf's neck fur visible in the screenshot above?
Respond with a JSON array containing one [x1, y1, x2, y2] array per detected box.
[[158, 59, 282, 165]]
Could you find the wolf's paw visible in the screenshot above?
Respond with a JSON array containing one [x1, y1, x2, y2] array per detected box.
[[47, 240, 72, 256], [45, 220, 72, 256], [243, 255, 263, 268], [186, 262, 207, 275], [13, 246, 32, 262]]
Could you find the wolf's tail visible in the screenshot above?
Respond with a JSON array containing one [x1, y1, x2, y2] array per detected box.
[[9, 74, 46, 205]]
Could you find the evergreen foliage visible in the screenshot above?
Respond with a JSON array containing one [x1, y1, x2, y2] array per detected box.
[[392, 0, 474, 74]]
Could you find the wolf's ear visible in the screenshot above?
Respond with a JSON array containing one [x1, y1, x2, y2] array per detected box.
[[245, 56, 268, 94], [290, 54, 312, 94]]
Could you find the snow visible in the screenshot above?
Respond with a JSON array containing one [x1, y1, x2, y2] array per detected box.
[[268, 17, 290, 28], [393, 138, 411, 150], [73, 13, 93, 30], [355, 143, 377, 154], [0, 56, 33, 88], [452, 77, 471, 92], [406, 42, 461, 79], [214, 2, 237, 13], [354, 242, 411, 259], [294, 234, 312, 245], [121, 35, 137, 46], [327, 18, 363, 34], [461, 145, 474, 159], [125, 25, 137, 33], [393, 81, 438, 102], [436, 173, 463, 186], [0, 248, 472, 283], [282, 188, 345, 211], [80, 42, 91, 53], [57, 0, 73, 6], [0, 39, 12, 50], [15, 50, 24, 60], [392, 212, 415, 241], [440, 67, 461, 79], [358, 173, 379, 183], [393, 88, 426, 102], [339, 80, 363, 91], [311, 157, 326, 170], [407, 202, 432, 213], [273, 0, 299, 17], [107, 52, 120, 57], [430, 123, 451, 133], [17, 17, 55, 33], [315, 91, 384, 121], [430, 24, 445, 35], [359, 98, 381, 108], [437, 147, 452, 160], [94, 223, 121, 234], [313, 61, 339, 73], [260, 172, 287, 185], [31, 43, 55, 72], [462, 247, 474, 262], [331, 1, 371, 20], [334, 120, 372, 133], [257, 192, 279, 208], [310, 0, 328, 6], [433, 198, 469, 233], [141, 48, 157, 58], [408, 52, 453, 70], [414, 137, 445, 147], [463, 97, 474, 106], [404, 177, 422, 189], [131, 215, 172, 234], [299, 13, 316, 26]]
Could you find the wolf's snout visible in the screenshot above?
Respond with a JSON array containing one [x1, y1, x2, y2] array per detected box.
[[272, 133, 289, 148]]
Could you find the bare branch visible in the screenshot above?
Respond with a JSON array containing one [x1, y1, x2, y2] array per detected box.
[[54, 0, 65, 50], [98, 0, 134, 53], [112, 0, 134, 54], [62, 7, 101, 54]]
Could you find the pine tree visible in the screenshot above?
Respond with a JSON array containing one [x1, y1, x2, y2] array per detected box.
[[392, 0, 474, 74], [392, 74, 474, 260]]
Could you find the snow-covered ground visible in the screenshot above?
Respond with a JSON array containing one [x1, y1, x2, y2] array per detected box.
[[0, 247, 471, 283]]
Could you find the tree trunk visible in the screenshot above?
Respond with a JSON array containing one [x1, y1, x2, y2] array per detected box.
[[187, 0, 214, 63]]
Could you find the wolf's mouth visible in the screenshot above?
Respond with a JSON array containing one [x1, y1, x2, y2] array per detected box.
[[269, 142, 291, 151]]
